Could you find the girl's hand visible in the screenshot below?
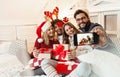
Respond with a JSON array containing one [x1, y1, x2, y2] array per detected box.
[[68, 49, 76, 60]]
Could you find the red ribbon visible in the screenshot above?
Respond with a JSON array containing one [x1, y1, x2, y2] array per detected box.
[[53, 44, 64, 55]]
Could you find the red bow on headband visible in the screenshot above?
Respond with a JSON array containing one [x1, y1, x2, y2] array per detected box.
[[63, 17, 69, 22]]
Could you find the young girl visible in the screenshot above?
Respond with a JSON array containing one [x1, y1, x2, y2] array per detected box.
[[62, 22, 91, 77], [62, 22, 81, 59]]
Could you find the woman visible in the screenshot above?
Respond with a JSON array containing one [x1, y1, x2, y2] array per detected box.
[[29, 21, 59, 75], [31, 21, 59, 58]]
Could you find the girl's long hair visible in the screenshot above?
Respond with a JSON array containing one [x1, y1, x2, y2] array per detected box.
[[62, 22, 81, 44]]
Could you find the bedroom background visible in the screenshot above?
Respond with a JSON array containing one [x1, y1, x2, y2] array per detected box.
[[0, 0, 120, 77], [0, 0, 120, 53]]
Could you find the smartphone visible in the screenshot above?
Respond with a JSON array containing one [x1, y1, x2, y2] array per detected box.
[[74, 33, 99, 46]]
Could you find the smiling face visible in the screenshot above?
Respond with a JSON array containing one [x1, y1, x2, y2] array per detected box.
[[75, 13, 89, 28], [64, 24, 75, 37], [46, 26, 55, 37], [54, 24, 62, 35], [51, 19, 64, 36]]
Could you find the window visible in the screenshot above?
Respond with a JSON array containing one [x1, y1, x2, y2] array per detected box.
[[104, 14, 117, 34]]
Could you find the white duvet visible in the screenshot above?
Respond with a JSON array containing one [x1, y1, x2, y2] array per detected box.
[[77, 49, 120, 77], [0, 54, 24, 77]]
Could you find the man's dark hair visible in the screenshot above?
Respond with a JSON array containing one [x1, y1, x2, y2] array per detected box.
[[74, 9, 89, 18], [51, 19, 64, 28]]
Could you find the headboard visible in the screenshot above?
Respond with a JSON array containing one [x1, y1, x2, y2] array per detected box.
[[0, 24, 37, 53], [0, 40, 31, 65]]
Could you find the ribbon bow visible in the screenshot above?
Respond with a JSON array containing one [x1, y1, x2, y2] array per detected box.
[[58, 61, 79, 70], [63, 17, 69, 23], [53, 44, 68, 60]]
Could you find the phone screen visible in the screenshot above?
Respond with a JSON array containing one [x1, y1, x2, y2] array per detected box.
[[74, 33, 99, 46]]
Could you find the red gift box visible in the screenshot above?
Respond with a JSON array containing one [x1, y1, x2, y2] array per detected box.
[[38, 48, 52, 59], [53, 44, 70, 60], [56, 61, 79, 74]]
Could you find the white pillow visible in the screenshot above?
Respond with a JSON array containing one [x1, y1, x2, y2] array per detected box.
[[0, 42, 11, 54], [77, 49, 120, 77]]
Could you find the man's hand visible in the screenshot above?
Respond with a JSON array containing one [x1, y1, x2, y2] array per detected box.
[[90, 27, 108, 48], [91, 28, 104, 35]]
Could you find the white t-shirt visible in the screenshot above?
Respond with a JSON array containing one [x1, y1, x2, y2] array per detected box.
[[58, 35, 63, 44]]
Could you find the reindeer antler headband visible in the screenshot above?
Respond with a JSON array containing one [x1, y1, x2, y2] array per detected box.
[[44, 7, 59, 21]]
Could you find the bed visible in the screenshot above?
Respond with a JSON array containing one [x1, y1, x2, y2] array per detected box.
[[0, 40, 33, 77], [0, 35, 120, 77]]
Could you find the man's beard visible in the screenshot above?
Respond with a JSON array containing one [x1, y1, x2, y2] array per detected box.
[[79, 23, 86, 28], [79, 20, 91, 28], [78, 21, 86, 28], [78, 20, 91, 32], [85, 21, 91, 32]]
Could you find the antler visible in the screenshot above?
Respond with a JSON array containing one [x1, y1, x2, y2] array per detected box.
[[52, 7, 59, 19], [44, 6, 59, 21], [44, 11, 53, 21]]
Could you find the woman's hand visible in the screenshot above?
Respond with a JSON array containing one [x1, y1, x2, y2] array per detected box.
[[33, 49, 39, 58]]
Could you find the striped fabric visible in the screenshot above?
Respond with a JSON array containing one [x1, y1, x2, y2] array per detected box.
[[41, 64, 60, 77]]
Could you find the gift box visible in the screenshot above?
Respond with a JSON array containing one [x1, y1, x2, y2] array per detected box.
[[28, 58, 44, 69], [56, 61, 79, 74], [53, 44, 70, 60], [38, 48, 51, 59]]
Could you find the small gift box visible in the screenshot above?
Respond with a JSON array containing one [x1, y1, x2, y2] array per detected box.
[[38, 48, 51, 59], [53, 44, 70, 60], [56, 61, 79, 74]]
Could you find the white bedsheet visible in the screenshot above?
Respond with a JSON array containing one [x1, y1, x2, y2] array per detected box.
[[0, 54, 24, 77]]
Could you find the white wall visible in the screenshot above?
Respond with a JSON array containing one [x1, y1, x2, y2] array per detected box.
[[0, 0, 46, 25], [0, 0, 82, 25], [87, 0, 120, 12]]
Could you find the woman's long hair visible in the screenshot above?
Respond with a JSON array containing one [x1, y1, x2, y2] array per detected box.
[[42, 26, 58, 45], [62, 22, 81, 44]]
